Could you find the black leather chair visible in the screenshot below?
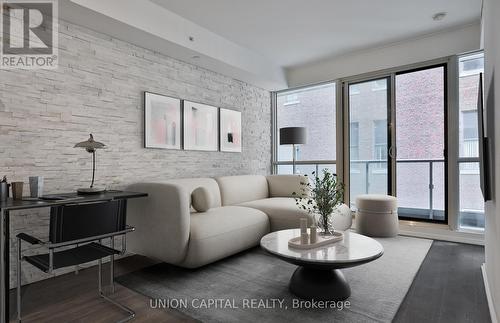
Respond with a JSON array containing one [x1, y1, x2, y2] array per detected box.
[[16, 200, 135, 322]]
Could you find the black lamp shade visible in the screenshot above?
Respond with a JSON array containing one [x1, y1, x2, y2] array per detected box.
[[279, 127, 307, 145]]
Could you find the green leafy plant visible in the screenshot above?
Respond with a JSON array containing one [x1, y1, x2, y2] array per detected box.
[[292, 169, 345, 234]]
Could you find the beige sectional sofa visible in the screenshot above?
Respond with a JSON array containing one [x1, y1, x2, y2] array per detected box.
[[126, 175, 309, 268]]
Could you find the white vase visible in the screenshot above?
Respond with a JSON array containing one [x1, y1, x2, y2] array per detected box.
[[331, 204, 352, 231]]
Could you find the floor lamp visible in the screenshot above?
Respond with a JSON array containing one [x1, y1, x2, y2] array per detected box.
[[279, 127, 307, 174]]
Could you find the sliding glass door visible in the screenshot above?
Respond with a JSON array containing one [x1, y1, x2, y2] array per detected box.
[[395, 65, 447, 222], [348, 77, 391, 207], [347, 64, 447, 223]]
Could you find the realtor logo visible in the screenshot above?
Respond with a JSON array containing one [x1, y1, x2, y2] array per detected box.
[[1, 0, 58, 69]]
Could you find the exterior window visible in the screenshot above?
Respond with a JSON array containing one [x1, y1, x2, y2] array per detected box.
[[283, 93, 300, 106], [459, 54, 484, 77], [458, 52, 484, 230], [348, 78, 389, 205], [295, 145, 301, 160], [350, 122, 359, 160], [275, 83, 336, 176], [373, 120, 387, 168], [350, 84, 360, 95], [462, 110, 479, 158], [372, 80, 387, 91]]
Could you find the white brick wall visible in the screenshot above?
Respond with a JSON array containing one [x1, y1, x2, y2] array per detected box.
[[0, 21, 271, 288]]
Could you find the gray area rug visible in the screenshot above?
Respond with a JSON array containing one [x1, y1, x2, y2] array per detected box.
[[117, 236, 432, 323]]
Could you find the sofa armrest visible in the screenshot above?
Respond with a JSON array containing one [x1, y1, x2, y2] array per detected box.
[[125, 182, 191, 264]]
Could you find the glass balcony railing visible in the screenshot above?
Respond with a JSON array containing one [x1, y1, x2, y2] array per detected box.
[[275, 162, 337, 178], [350, 159, 446, 221], [275, 159, 485, 229], [459, 161, 484, 230]]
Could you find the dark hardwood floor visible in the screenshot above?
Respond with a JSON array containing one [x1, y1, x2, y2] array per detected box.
[[8, 256, 196, 323], [9, 240, 489, 323], [394, 240, 490, 323]]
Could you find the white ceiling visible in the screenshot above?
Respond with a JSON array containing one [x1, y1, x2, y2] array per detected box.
[[152, 0, 482, 68]]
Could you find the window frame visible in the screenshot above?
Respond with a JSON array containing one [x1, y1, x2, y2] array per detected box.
[[272, 51, 485, 233]]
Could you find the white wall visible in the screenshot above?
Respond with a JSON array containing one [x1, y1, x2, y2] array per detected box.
[[0, 20, 271, 287], [286, 23, 481, 87], [484, 0, 500, 320]]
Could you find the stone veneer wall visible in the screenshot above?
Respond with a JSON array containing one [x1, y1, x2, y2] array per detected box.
[[0, 21, 271, 288]]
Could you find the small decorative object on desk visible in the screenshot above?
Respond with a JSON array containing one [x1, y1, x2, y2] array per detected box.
[[292, 169, 345, 235], [11, 182, 24, 200], [288, 231, 343, 250], [0, 176, 9, 201], [29, 176, 44, 198]]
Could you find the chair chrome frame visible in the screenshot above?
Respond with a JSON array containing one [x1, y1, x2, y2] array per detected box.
[[16, 226, 136, 322]]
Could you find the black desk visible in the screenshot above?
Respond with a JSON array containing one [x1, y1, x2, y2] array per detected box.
[[0, 191, 147, 323]]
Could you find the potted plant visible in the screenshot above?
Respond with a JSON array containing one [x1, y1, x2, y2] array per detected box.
[[293, 169, 345, 235]]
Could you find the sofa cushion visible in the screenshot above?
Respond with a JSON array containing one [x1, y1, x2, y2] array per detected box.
[[266, 174, 309, 198], [180, 206, 270, 268], [239, 197, 312, 231], [191, 187, 212, 212], [215, 175, 269, 206]]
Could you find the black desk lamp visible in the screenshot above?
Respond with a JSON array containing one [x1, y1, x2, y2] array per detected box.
[[74, 134, 106, 194], [279, 127, 307, 174]]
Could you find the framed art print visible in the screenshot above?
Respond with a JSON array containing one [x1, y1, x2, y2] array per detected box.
[[144, 92, 182, 149], [220, 108, 242, 152], [183, 100, 219, 151]]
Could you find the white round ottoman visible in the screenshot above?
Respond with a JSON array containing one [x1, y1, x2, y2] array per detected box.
[[356, 194, 398, 237]]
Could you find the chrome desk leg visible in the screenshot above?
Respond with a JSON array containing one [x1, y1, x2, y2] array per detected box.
[[98, 258, 102, 294], [98, 239, 103, 295], [110, 237, 115, 294], [16, 237, 21, 322], [97, 246, 134, 322]]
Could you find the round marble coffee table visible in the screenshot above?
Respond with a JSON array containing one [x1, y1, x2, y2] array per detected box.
[[260, 229, 383, 301]]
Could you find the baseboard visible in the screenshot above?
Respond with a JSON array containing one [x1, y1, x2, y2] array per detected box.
[[397, 228, 484, 245], [481, 263, 499, 323], [352, 219, 485, 245]]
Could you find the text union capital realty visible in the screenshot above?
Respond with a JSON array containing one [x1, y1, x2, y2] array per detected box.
[[150, 298, 287, 309]]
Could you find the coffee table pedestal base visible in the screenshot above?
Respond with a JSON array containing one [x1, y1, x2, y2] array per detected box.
[[289, 267, 351, 301]]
